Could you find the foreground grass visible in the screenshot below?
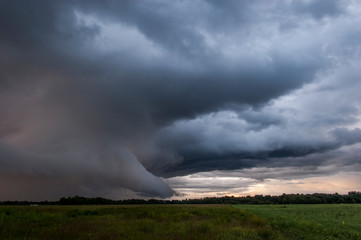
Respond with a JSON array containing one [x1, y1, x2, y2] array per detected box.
[[0, 205, 283, 240], [235, 204, 361, 240]]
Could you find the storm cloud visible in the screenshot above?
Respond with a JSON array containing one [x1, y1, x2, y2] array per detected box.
[[1, 0, 361, 200]]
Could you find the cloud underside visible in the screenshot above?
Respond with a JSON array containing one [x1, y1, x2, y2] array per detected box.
[[1, 0, 361, 200]]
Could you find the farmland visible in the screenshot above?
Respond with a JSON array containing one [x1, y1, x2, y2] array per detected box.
[[0, 204, 360, 239], [236, 204, 361, 240], [0, 205, 282, 240]]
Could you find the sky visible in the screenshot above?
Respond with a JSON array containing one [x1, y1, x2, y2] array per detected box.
[[1, 0, 361, 201]]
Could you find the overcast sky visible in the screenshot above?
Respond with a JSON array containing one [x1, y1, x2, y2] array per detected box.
[[1, 0, 361, 200]]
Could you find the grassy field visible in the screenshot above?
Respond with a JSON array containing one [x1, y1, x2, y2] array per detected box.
[[0, 204, 283, 240], [1, 204, 360, 240], [235, 204, 361, 240]]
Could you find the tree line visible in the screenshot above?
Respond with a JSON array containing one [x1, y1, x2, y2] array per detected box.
[[1, 192, 361, 205]]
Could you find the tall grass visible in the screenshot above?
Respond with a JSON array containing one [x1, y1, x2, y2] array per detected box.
[[235, 204, 361, 240], [0, 205, 283, 240]]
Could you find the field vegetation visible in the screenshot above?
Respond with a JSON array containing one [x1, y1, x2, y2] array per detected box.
[[0, 205, 283, 240], [1, 204, 360, 239], [236, 204, 361, 240]]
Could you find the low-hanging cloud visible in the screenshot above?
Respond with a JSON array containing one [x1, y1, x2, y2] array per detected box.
[[1, 0, 361, 200]]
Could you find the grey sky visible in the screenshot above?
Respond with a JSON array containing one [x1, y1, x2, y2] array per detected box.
[[1, 0, 361, 200]]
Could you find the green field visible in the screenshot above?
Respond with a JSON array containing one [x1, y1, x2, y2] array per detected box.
[[235, 204, 361, 240], [0, 205, 282, 240], [0, 204, 360, 240]]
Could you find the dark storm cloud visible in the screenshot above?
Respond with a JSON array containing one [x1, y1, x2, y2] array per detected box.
[[290, 0, 344, 19], [1, 0, 361, 200]]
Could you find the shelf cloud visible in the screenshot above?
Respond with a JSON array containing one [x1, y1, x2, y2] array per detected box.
[[1, 0, 361, 200]]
